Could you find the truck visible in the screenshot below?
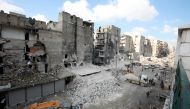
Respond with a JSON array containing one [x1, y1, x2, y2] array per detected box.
[[125, 73, 148, 86]]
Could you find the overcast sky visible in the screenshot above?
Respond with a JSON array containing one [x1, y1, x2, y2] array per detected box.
[[0, 0, 190, 48]]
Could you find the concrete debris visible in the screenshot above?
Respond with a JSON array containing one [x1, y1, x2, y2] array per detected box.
[[65, 71, 121, 105], [0, 83, 11, 90], [0, 63, 75, 88]]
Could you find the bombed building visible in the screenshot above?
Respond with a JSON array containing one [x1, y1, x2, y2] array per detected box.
[[93, 25, 120, 65], [150, 39, 169, 57], [0, 11, 94, 74], [119, 35, 135, 59], [0, 11, 93, 107], [143, 39, 152, 57], [119, 34, 169, 59]]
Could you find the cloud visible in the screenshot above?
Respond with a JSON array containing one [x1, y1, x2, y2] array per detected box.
[[32, 14, 49, 22], [125, 27, 148, 36], [163, 24, 178, 36], [166, 39, 177, 49], [0, 0, 24, 14], [147, 35, 157, 40], [62, 0, 159, 22], [62, 0, 95, 21]]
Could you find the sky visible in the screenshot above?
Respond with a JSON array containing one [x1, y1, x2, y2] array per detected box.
[[0, 0, 190, 48]]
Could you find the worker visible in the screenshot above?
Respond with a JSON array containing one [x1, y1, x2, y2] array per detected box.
[[146, 91, 150, 98], [160, 80, 164, 89], [27, 60, 32, 68], [168, 84, 171, 90], [139, 75, 141, 84]]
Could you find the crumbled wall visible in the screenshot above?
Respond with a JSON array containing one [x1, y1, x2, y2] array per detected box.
[[0, 11, 94, 74], [47, 12, 94, 64]]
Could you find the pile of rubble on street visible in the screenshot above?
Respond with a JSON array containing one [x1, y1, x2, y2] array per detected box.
[[65, 69, 122, 105]]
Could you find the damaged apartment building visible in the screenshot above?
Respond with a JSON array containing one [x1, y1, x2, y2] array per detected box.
[[93, 25, 120, 65], [119, 35, 135, 60], [150, 39, 169, 57], [119, 34, 168, 60], [0, 11, 93, 107]]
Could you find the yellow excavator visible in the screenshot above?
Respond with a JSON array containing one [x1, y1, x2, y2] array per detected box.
[[28, 100, 82, 109], [28, 100, 63, 109]]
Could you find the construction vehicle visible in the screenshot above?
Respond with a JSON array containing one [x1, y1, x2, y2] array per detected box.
[[28, 100, 63, 109], [125, 73, 148, 86]]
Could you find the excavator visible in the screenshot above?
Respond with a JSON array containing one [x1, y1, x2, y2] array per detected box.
[[28, 100, 82, 109], [28, 100, 64, 109]]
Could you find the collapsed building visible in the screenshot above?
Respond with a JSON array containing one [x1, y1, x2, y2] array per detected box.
[[0, 11, 93, 107], [93, 25, 120, 65], [150, 39, 169, 57]]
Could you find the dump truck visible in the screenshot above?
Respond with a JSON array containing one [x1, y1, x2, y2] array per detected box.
[[125, 73, 148, 86]]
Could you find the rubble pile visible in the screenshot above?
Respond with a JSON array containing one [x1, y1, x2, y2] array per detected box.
[[65, 73, 122, 105], [0, 64, 67, 88]]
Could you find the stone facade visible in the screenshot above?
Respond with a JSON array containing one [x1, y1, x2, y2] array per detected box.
[[47, 11, 94, 64], [0, 11, 94, 74], [93, 25, 120, 65]]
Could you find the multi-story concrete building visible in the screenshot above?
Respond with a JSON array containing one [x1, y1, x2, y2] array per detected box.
[[150, 39, 169, 57], [143, 39, 152, 57], [132, 35, 145, 60], [168, 25, 190, 109], [132, 35, 145, 55], [119, 35, 135, 59], [93, 25, 120, 65], [150, 39, 159, 57]]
